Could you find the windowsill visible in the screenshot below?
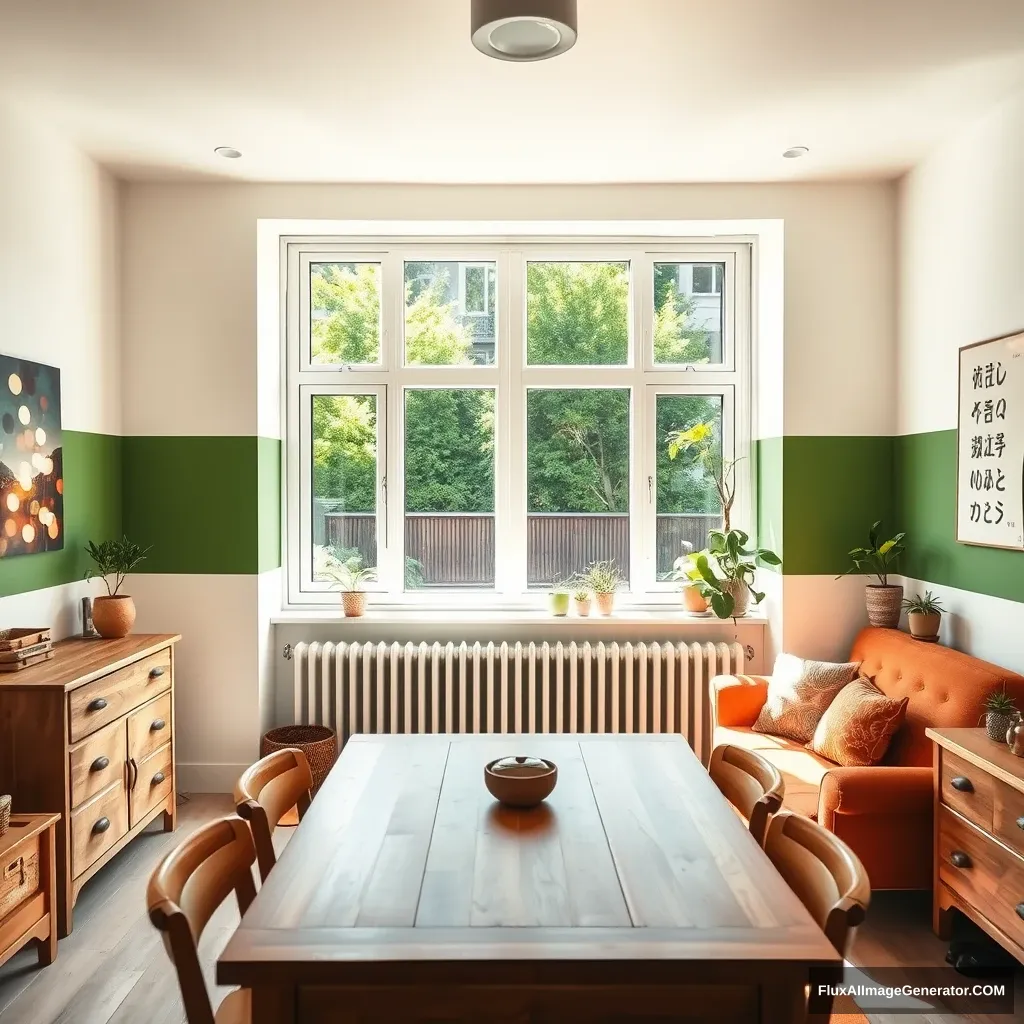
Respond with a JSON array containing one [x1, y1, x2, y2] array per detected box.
[[270, 604, 769, 627]]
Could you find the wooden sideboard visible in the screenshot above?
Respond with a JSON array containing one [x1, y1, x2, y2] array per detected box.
[[0, 634, 180, 936], [928, 727, 1024, 963]]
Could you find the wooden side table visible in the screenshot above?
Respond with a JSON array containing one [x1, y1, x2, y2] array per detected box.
[[0, 813, 59, 968]]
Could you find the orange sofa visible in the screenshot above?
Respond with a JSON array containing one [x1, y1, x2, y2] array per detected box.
[[712, 627, 1024, 890]]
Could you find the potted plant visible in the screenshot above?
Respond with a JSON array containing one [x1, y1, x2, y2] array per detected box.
[[667, 422, 741, 532], [902, 591, 944, 642], [315, 547, 376, 617], [839, 521, 906, 629], [572, 584, 592, 617], [668, 556, 710, 614], [583, 560, 625, 616], [549, 584, 570, 618], [84, 537, 150, 638], [690, 529, 782, 619], [983, 687, 1018, 743]]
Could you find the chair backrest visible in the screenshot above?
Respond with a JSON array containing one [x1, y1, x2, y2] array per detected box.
[[764, 810, 870, 957], [147, 816, 257, 1024], [234, 747, 313, 881], [709, 743, 785, 846], [850, 626, 1024, 767]]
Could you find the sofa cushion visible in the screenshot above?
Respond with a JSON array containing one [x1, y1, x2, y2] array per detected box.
[[752, 654, 861, 743], [850, 627, 1024, 767], [809, 677, 909, 767], [714, 725, 839, 819]]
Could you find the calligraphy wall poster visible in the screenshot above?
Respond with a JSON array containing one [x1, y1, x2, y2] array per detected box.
[[0, 354, 63, 558], [957, 331, 1024, 550]]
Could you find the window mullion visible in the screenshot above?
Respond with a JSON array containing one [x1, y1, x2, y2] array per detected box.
[[501, 248, 526, 595]]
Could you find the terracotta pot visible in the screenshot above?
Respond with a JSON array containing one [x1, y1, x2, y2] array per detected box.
[[573, 597, 592, 617], [681, 586, 708, 614], [595, 592, 615, 616], [92, 595, 136, 639], [720, 579, 749, 617], [341, 591, 367, 617], [865, 584, 903, 629], [908, 610, 941, 640], [549, 592, 570, 617]]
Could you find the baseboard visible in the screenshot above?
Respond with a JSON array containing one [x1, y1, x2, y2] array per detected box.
[[177, 762, 250, 794]]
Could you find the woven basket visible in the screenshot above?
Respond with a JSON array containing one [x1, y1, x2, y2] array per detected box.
[[0, 849, 38, 918], [0, 795, 10, 837], [261, 725, 338, 796]]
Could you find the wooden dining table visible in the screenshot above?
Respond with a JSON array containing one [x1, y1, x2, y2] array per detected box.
[[218, 734, 839, 1023]]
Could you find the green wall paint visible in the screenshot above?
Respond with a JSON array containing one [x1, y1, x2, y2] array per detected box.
[[0, 430, 122, 599], [896, 429, 1024, 603], [258, 437, 282, 572]]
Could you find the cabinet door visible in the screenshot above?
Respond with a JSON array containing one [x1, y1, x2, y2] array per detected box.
[[127, 691, 172, 764], [130, 743, 173, 829]]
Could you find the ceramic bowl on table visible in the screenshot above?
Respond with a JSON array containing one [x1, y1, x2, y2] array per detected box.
[[484, 756, 558, 808]]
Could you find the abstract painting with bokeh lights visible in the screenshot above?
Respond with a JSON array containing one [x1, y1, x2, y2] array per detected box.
[[0, 355, 63, 558]]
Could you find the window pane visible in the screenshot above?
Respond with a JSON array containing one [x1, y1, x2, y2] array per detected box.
[[653, 262, 725, 364], [404, 261, 496, 366], [526, 262, 629, 365], [311, 394, 377, 582], [310, 263, 381, 365], [526, 388, 630, 587], [656, 394, 725, 578], [404, 389, 495, 588]]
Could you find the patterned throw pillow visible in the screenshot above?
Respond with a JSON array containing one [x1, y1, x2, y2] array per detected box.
[[752, 654, 861, 743], [809, 677, 909, 767]]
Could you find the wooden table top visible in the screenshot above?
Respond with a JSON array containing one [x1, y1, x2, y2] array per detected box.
[[219, 734, 837, 988], [0, 813, 59, 858], [927, 726, 1024, 794]]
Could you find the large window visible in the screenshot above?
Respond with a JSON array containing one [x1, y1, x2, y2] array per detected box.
[[287, 239, 750, 605]]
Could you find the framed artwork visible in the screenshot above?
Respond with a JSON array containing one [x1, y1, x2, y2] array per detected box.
[[0, 354, 63, 558], [956, 331, 1024, 550]]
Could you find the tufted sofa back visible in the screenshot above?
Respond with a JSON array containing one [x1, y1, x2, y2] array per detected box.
[[849, 627, 1024, 767]]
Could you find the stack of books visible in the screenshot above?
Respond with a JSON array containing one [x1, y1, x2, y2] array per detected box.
[[0, 628, 53, 672]]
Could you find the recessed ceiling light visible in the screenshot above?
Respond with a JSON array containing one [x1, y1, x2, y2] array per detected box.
[[214, 146, 242, 159], [783, 146, 809, 159], [471, 0, 577, 62]]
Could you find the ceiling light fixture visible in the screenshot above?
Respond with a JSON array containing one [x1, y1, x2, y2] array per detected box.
[[214, 146, 242, 159], [782, 146, 809, 159], [471, 0, 577, 62]]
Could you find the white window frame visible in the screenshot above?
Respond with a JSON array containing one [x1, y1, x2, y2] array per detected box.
[[285, 236, 751, 609]]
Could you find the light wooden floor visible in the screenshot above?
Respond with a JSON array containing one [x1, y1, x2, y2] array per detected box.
[[0, 794, 1020, 1023]]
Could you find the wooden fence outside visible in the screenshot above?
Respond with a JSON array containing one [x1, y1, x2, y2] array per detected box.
[[323, 512, 719, 587]]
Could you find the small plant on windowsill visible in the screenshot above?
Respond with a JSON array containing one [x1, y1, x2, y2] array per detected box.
[[315, 547, 377, 618], [84, 536, 151, 638], [572, 584, 592, 617], [668, 556, 711, 615], [582, 560, 625, 616], [548, 581, 570, 618], [690, 529, 782, 620]]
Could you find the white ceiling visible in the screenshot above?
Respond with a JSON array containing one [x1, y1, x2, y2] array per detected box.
[[1, 0, 1023, 184]]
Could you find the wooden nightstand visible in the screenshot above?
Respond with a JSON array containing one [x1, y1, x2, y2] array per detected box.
[[0, 812, 59, 968], [928, 727, 1024, 963]]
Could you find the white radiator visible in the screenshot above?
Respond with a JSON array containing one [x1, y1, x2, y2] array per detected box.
[[290, 640, 745, 764]]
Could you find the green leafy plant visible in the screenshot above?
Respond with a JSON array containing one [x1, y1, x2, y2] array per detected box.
[[314, 546, 377, 591], [582, 560, 625, 594], [666, 420, 742, 532], [902, 591, 945, 614], [689, 529, 782, 619], [572, 586, 591, 601], [839, 521, 906, 586], [667, 556, 714, 598], [84, 537, 151, 597], [984, 686, 1017, 715]]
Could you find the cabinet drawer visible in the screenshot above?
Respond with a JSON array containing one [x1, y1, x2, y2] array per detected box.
[[68, 649, 171, 743], [69, 719, 125, 809], [938, 806, 1024, 947], [940, 750, 995, 831], [130, 743, 173, 829], [0, 834, 40, 917], [128, 691, 172, 764], [71, 781, 128, 878], [994, 781, 1024, 860]]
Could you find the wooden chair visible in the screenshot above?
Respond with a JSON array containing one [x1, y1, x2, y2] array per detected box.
[[708, 743, 785, 846], [234, 747, 313, 882], [764, 810, 871, 1022], [147, 816, 257, 1024]]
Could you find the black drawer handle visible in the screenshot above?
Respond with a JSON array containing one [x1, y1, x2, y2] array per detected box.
[[86, 697, 108, 713], [1016, 903, 1024, 921], [150, 718, 166, 732], [950, 776, 974, 793], [950, 850, 972, 869], [151, 771, 166, 785], [92, 817, 111, 835], [90, 756, 110, 772], [149, 666, 165, 678]]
